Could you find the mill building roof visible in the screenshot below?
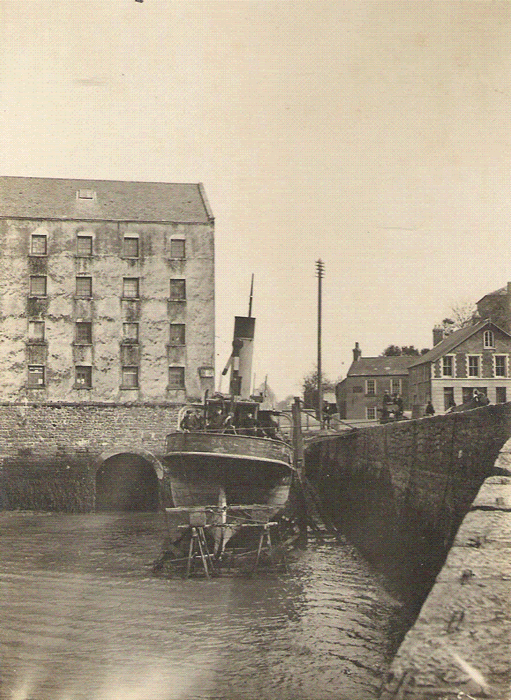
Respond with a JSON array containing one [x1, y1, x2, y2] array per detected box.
[[0, 176, 213, 223]]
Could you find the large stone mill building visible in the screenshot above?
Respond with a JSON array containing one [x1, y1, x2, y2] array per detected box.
[[0, 176, 215, 511]]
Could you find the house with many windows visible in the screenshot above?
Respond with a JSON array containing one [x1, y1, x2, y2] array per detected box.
[[0, 176, 215, 403], [408, 320, 511, 414], [336, 343, 414, 421]]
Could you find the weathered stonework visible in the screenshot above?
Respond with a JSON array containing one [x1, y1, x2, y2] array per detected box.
[[0, 177, 215, 404], [0, 402, 180, 511], [305, 404, 511, 698]]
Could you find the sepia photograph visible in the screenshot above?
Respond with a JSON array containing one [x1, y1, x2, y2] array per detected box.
[[0, 2, 510, 699]]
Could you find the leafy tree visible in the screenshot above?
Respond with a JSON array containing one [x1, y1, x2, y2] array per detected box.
[[301, 367, 337, 411], [381, 345, 422, 357]]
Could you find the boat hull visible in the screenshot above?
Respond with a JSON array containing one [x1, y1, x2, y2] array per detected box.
[[163, 431, 294, 510]]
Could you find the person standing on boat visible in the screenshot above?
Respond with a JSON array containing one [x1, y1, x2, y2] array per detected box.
[[207, 407, 225, 431]]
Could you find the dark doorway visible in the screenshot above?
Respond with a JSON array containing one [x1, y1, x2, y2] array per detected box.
[[95, 454, 159, 512]]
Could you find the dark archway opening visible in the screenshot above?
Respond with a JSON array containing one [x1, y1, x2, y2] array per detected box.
[[95, 453, 159, 512]]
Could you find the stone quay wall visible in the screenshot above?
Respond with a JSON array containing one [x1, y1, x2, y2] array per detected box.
[[0, 402, 180, 511], [305, 403, 511, 699], [306, 403, 511, 595]]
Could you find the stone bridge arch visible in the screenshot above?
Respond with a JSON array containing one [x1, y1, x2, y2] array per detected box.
[[94, 448, 164, 512]]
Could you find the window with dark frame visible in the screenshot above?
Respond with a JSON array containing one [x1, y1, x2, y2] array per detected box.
[[31, 234, 47, 255], [75, 366, 92, 388], [28, 321, 45, 342], [495, 355, 507, 377], [390, 378, 401, 395], [366, 407, 377, 420], [496, 387, 507, 404], [28, 365, 45, 387], [468, 355, 480, 377], [75, 322, 92, 344], [123, 278, 139, 298], [169, 323, 185, 345], [122, 366, 139, 388], [123, 237, 139, 258], [76, 236, 93, 256], [123, 323, 139, 343], [30, 276, 47, 296], [443, 387, 455, 411], [168, 366, 185, 389], [76, 277, 92, 297], [170, 239, 185, 259], [169, 279, 186, 300]]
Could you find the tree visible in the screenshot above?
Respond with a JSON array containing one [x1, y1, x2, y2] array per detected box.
[[381, 345, 421, 357], [301, 367, 338, 411], [440, 302, 477, 334]]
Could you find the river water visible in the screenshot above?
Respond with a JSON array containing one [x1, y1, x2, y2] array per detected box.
[[0, 512, 407, 700]]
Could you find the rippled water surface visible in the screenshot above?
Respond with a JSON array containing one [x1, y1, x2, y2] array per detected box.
[[0, 513, 405, 700]]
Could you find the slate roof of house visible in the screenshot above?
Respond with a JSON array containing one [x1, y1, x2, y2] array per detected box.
[[0, 176, 213, 223], [408, 320, 511, 367], [347, 355, 415, 377]]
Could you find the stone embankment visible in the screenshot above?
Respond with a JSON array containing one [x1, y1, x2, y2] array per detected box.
[[305, 404, 511, 699], [379, 449, 511, 700]]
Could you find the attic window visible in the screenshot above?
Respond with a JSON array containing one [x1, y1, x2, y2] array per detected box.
[[77, 189, 96, 201]]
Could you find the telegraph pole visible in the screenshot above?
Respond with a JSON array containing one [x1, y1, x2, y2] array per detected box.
[[316, 259, 325, 428]]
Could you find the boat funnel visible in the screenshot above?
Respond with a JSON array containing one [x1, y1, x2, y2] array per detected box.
[[229, 315, 256, 398]]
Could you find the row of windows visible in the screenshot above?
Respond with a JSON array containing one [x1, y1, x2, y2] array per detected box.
[[442, 386, 507, 410], [28, 321, 186, 345], [364, 378, 402, 396], [30, 234, 186, 259], [29, 276, 187, 300], [441, 354, 508, 378], [27, 365, 186, 389]]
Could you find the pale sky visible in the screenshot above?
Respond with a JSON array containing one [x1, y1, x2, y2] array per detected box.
[[2, 0, 511, 400]]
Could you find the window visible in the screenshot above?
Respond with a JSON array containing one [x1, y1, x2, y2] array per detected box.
[[366, 407, 377, 420], [495, 355, 507, 377], [366, 379, 376, 396], [168, 366, 185, 389], [169, 279, 186, 300], [31, 234, 47, 255], [123, 323, 139, 343], [483, 330, 495, 348], [75, 366, 92, 388], [170, 239, 185, 259], [77, 189, 95, 200], [169, 323, 185, 345], [123, 278, 139, 298], [443, 387, 455, 411], [390, 378, 401, 395], [30, 276, 47, 296], [496, 387, 507, 404], [76, 236, 93, 256], [441, 355, 454, 377], [121, 366, 139, 388], [468, 355, 480, 377], [123, 237, 139, 258], [76, 277, 92, 297], [28, 321, 45, 342], [75, 322, 92, 344], [28, 365, 45, 387]]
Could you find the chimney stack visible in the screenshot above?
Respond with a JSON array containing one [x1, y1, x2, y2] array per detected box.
[[433, 326, 444, 346], [353, 342, 362, 362]]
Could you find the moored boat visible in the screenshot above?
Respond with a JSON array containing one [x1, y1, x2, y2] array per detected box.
[[161, 282, 296, 558]]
